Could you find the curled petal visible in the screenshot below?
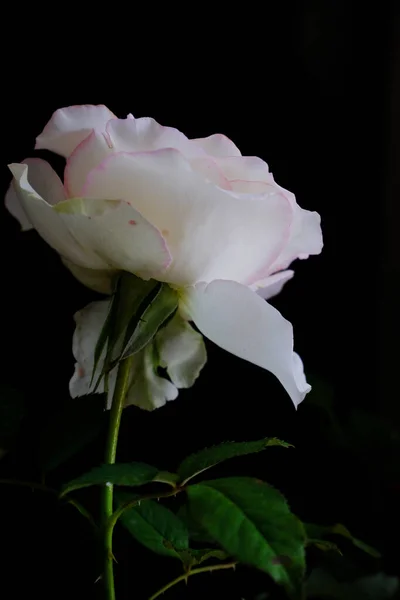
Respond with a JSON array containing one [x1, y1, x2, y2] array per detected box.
[[190, 133, 241, 157], [215, 156, 271, 182], [8, 163, 101, 268], [108, 116, 200, 156], [156, 312, 207, 388], [292, 352, 309, 395], [35, 105, 116, 157], [5, 181, 32, 231], [125, 344, 178, 411], [6, 158, 67, 231], [250, 270, 294, 299], [181, 279, 311, 407], [268, 188, 323, 274]]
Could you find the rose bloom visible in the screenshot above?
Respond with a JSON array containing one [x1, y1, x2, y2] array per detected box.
[[6, 105, 322, 408]]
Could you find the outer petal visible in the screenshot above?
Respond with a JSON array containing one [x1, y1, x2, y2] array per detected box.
[[214, 156, 272, 182], [190, 133, 241, 157], [292, 352, 308, 394], [5, 180, 32, 232], [268, 189, 323, 274], [5, 158, 67, 230], [156, 313, 207, 388], [250, 269, 294, 299], [62, 258, 116, 294], [55, 197, 172, 280], [35, 105, 116, 157], [81, 150, 292, 286], [125, 344, 178, 411], [181, 279, 311, 407], [8, 163, 104, 269], [70, 300, 113, 399], [109, 117, 201, 156]]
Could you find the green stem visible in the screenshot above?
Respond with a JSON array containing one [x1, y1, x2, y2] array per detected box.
[[148, 561, 238, 600], [102, 356, 134, 600]]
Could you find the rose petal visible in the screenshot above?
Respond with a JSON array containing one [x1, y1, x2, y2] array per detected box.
[[269, 202, 323, 274], [181, 279, 311, 407], [5, 180, 32, 231], [5, 157, 67, 231], [229, 180, 274, 194], [8, 163, 103, 268], [156, 312, 207, 388], [62, 258, 116, 294], [109, 116, 200, 156], [65, 116, 205, 197], [54, 197, 172, 280], [214, 156, 272, 182], [292, 352, 309, 394], [190, 133, 241, 157], [64, 129, 112, 197], [250, 269, 294, 299], [184, 157, 233, 190], [70, 300, 114, 399], [125, 344, 178, 411], [81, 149, 292, 286], [35, 105, 116, 157]]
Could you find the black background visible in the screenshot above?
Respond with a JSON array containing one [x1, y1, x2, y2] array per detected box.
[[0, 3, 398, 599]]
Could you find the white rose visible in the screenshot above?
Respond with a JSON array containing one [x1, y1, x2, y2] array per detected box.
[[6, 105, 322, 407]]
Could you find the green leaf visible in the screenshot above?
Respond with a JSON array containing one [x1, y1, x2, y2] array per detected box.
[[61, 461, 163, 496], [177, 438, 293, 483], [0, 384, 25, 453], [187, 477, 306, 598], [307, 539, 343, 555], [304, 523, 381, 558], [116, 492, 189, 558], [154, 471, 180, 486], [177, 504, 216, 544], [39, 394, 105, 472], [177, 548, 228, 569], [120, 283, 179, 359]]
